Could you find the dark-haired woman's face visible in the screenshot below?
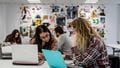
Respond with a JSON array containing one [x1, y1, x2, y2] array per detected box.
[[15, 32, 19, 38], [39, 32, 50, 42]]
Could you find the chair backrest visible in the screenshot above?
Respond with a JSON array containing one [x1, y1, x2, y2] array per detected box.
[[117, 41, 120, 44]]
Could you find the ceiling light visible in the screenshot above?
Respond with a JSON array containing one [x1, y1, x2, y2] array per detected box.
[[27, 0, 41, 3], [85, 0, 99, 3]]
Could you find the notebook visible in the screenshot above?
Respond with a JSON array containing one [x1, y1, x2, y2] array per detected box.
[[42, 49, 67, 68]]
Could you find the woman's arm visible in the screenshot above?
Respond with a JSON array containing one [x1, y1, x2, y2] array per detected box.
[[73, 38, 102, 66], [17, 37, 22, 44], [29, 38, 35, 44], [51, 39, 58, 50], [4, 35, 10, 42]]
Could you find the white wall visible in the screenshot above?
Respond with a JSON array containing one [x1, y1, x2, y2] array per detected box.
[[118, 4, 120, 41], [104, 4, 119, 54], [0, 4, 118, 44], [0, 4, 6, 42], [104, 4, 119, 44], [6, 4, 21, 35], [5, 4, 31, 44]]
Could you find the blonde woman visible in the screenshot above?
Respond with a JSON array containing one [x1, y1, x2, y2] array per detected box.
[[70, 18, 110, 68]]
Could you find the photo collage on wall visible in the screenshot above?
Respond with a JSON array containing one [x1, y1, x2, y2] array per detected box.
[[66, 6, 79, 19], [20, 5, 45, 38], [20, 4, 106, 38], [78, 5, 106, 38]]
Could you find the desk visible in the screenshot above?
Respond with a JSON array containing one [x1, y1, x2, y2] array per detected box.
[[0, 60, 49, 68], [0, 60, 73, 68], [106, 44, 120, 49]]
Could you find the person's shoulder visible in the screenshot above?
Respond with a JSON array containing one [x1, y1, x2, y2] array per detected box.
[[91, 36, 102, 42], [6, 34, 12, 38], [51, 35, 58, 43], [53, 37, 58, 43], [91, 36, 105, 48], [61, 33, 69, 38]]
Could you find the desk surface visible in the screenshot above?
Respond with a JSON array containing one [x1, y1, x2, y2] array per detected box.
[[0, 60, 49, 68], [0, 59, 73, 68], [106, 44, 120, 49]]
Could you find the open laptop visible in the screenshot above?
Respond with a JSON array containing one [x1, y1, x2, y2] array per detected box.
[[11, 44, 39, 65], [42, 49, 74, 68]]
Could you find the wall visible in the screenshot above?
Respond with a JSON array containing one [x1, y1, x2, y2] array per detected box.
[[104, 4, 118, 44], [6, 4, 21, 35], [0, 3, 118, 44], [118, 4, 120, 41], [5, 4, 31, 44], [0, 4, 6, 42], [4, 4, 119, 44]]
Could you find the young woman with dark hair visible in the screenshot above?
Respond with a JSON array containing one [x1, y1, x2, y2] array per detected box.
[[5, 29, 21, 44], [30, 25, 57, 60]]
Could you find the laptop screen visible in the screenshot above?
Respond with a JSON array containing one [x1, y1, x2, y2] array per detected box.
[[12, 44, 39, 64]]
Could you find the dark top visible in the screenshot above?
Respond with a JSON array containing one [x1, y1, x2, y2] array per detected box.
[[5, 34, 21, 44]]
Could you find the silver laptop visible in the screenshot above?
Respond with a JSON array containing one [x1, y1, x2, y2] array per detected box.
[[11, 44, 39, 65]]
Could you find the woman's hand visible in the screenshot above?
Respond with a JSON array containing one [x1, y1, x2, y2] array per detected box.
[[64, 52, 73, 60], [38, 53, 45, 60]]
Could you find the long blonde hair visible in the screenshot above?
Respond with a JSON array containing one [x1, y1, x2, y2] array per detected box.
[[70, 17, 100, 52]]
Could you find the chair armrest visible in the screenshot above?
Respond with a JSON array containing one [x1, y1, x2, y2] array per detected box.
[[0, 44, 2, 59]]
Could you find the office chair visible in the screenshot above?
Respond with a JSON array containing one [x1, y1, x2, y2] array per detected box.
[[0, 43, 12, 59], [112, 41, 120, 55]]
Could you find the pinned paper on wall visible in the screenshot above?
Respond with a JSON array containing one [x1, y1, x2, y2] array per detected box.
[[100, 17, 105, 24], [20, 26, 29, 37], [99, 9, 105, 16], [78, 5, 106, 38], [29, 26, 36, 38], [56, 17, 66, 26], [50, 5, 60, 12], [66, 6, 79, 19], [43, 15, 49, 20], [19, 4, 106, 38], [50, 15, 56, 24]]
